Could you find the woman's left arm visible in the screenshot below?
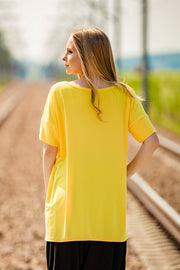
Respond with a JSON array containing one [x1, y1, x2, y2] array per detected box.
[[127, 132, 159, 179], [42, 143, 58, 193]]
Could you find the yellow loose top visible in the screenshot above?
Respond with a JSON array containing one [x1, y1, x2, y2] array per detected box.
[[39, 81, 156, 242]]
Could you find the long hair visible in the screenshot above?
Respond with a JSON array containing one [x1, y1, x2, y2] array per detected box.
[[71, 27, 135, 122]]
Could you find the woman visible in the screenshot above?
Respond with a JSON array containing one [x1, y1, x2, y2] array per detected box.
[[39, 28, 159, 270]]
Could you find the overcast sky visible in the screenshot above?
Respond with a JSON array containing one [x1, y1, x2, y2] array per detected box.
[[1, 0, 180, 63]]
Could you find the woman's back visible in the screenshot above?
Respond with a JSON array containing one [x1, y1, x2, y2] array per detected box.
[[40, 81, 155, 242]]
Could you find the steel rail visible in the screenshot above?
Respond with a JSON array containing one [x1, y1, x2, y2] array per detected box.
[[159, 134, 180, 156], [127, 173, 180, 244]]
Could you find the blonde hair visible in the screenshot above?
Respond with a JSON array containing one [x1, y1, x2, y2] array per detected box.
[[71, 27, 135, 122]]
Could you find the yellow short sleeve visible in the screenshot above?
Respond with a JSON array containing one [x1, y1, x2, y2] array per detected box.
[[39, 85, 59, 147], [128, 97, 156, 142]]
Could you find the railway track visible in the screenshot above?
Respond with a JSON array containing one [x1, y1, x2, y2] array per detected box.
[[127, 128, 180, 243], [0, 80, 29, 126], [127, 133, 180, 269], [0, 80, 180, 270], [127, 170, 180, 244], [127, 191, 180, 270], [0, 79, 54, 126]]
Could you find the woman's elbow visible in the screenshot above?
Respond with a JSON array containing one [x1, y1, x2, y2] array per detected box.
[[144, 132, 160, 150], [152, 132, 159, 149], [43, 143, 58, 156]]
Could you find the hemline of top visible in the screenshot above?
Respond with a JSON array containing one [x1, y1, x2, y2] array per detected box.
[[64, 81, 117, 91], [45, 236, 128, 243]]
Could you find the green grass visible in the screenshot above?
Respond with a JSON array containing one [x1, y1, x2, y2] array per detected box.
[[119, 71, 180, 136]]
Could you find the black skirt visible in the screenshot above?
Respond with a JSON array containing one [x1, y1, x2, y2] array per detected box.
[[46, 240, 127, 270]]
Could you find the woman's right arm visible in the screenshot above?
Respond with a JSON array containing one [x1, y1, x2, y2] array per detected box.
[[127, 132, 159, 179], [43, 143, 58, 193]]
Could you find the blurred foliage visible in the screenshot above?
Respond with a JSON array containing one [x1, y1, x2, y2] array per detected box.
[[0, 30, 12, 84], [0, 31, 11, 68], [0, 30, 27, 85], [119, 71, 180, 136]]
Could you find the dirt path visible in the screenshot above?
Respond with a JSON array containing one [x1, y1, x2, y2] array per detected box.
[[0, 80, 146, 270], [0, 81, 48, 269]]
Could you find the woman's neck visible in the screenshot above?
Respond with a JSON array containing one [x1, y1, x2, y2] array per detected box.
[[72, 76, 112, 89]]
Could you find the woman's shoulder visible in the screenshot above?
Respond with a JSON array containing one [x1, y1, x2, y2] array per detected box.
[[49, 81, 73, 95], [50, 81, 68, 90]]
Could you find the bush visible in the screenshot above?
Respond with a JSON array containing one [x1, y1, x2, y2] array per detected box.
[[119, 71, 180, 135]]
